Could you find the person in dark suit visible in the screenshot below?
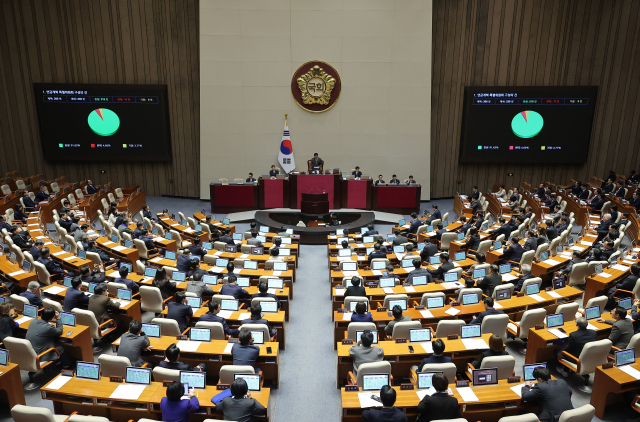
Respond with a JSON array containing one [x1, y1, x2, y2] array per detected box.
[[579, 184, 590, 199], [38, 247, 69, 281], [597, 306, 634, 349], [407, 213, 422, 235], [406, 175, 417, 185], [478, 265, 502, 297], [420, 238, 439, 262], [464, 227, 481, 253], [351, 166, 363, 179], [629, 191, 640, 209], [252, 280, 281, 309], [630, 170, 640, 183], [26, 307, 72, 368], [310, 153, 323, 171], [488, 218, 512, 238], [521, 367, 573, 422], [117, 319, 152, 367], [619, 213, 630, 229], [535, 183, 546, 197], [416, 373, 461, 422], [595, 213, 613, 242], [185, 237, 205, 258], [469, 186, 480, 200], [560, 251, 584, 277], [176, 249, 192, 272], [245, 173, 256, 183], [241, 303, 276, 337], [392, 229, 408, 246], [389, 175, 400, 185], [545, 221, 558, 241], [20, 281, 44, 308], [29, 240, 44, 261], [501, 237, 524, 264], [112, 266, 139, 294], [522, 230, 537, 252], [469, 197, 482, 215], [513, 264, 534, 292], [599, 241, 616, 262], [88, 282, 121, 327], [0, 215, 11, 233], [198, 300, 239, 336], [220, 275, 250, 299], [555, 317, 597, 377], [133, 221, 145, 239], [85, 180, 98, 195], [368, 243, 387, 263], [602, 178, 615, 193], [363, 385, 407, 422], [407, 259, 433, 285], [470, 298, 504, 325], [166, 292, 193, 333], [417, 339, 451, 372], [219, 227, 235, 245], [471, 334, 508, 368], [609, 204, 619, 223], [374, 175, 385, 186], [215, 379, 265, 422], [427, 253, 454, 280], [615, 181, 626, 198], [13, 204, 28, 223], [63, 276, 89, 312], [34, 186, 49, 203], [363, 224, 379, 236], [79, 265, 106, 286], [246, 231, 263, 248], [351, 301, 374, 323], [269, 165, 279, 178], [345, 276, 366, 298], [434, 223, 446, 241], [456, 216, 471, 235], [232, 328, 260, 368], [159, 343, 205, 372], [10, 226, 32, 249], [87, 240, 119, 267], [589, 194, 607, 211]]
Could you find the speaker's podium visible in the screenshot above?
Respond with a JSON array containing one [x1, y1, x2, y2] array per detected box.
[[300, 192, 329, 215]]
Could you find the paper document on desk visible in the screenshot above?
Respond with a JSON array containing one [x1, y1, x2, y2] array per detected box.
[[358, 392, 382, 408], [598, 272, 613, 278], [36, 236, 47, 240], [184, 228, 195, 233], [383, 287, 394, 294], [334, 289, 344, 296], [8, 270, 25, 277], [15, 316, 33, 325], [372, 270, 382, 276], [176, 341, 202, 352], [462, 339, 489, 349], [612, 264, 631, 272], [404, 286, 416, 293], [494, 248, 504, 254], [581, 241, 594, 246], [357, 256, 366, 261], [150, 257, 163, 263], [239, 254, 249, 258], [560, 252, 573, 258], [619, 365, 640, 380], [329, 235, 337, 239], [224, 343, 234, 353], [63, 256, 76, 261], [237, 313, 251, 320], [208, 266, 224, 273], [117, 300, 130, 307], [502, 274, 517, 282], [337, 257, 350, 262], [213, 250, 223, 256], [547, 291, 562, 299], [510, 383, 525, 397], [419, 342, 433, 353], [110, 384, 146, 400], [623, 260, 636, 266], [548, 329, 568, 339], [543, 259, 561, 266], [587, 323, 597, 330], [456, 387, 479, 402], [103, 241, 116, 247], [452, 262, 461, 268], [46, 375, 72, 390], [106, 270, 119, 277], [272, 271, 282, 276], [342, 312, 353, 321], [402, 224, 411, 229], [529, 294, 545, 302], [342, 271, 360, 277], [415, 388, 435, 400], [395, 253, 405, 261], [493, 301, 503, 309], [45, 286, 66, 295], [267, 288, 278, 294], [445, 308, 460, 316], [52, 251, 65, 256], [217, 310, 233, 319], [419, 310, 434, 318], [233, 268, 242, 274], [141, 277, 154, 284], [356, 243, 365, 248], [570, 246, 585, 251]]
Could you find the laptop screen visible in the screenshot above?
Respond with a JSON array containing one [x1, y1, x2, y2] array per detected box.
[[261, 301, 278, 313], [499, 264, 511, 274], [526, 283, 540, 295], [595, 263, 603, 274], [523, 363, 547, 381], [244, 260, 258, 270], [417, 243, 425, 251], [398, 219, 406, 226], [412, 276, 427, 286], [556, 245, 563, 254], [232, 233, 243, 240], [165, 232, 173, 240], [553, 277, 566, 289], [76, 361, 101, 381], [409, 329, 431, 343], [23, 304, 38, 319], [144, 267, 157, 277], [267, 278, 284, 289], [279, 248, 291, 256], [225, 245, 237, 253], [336, 229, 344, 236], [402, 260, 414, 268], [260, 226, 269, 233], [110, 235, 118, 244], [546, 313, 564, 328], [172, 271, 186, 282], [472, 368, 498, 386], [77, 250, 85, 260], [88, 283, 98, 294], [216, 258, 229, 267], [444, 272, 458, 282], [426, 297, 444, 309], [125, 367, 151, 385], [281, 237, 292, 244], [0, 349, 8, 366], [493, 241, 502, 249], [349, 301, 367, 312], [379, 278, 395, 288], [342, 262, 357, 271], [64, 243, 71, 252], [540, 251, 549, 261], [361, 374, 390, 391], [356, 330, 378, 344], [585, 306, 601, 320], [286, 229, 293, 235], [124, 240, 133, 249], [462, 293, 479, 305], [338, 249, 351, 257], [455, 252, 466, 261], [190, 328, 210, 342], [186, 297, 202, 309], [60, 312, 76, 327], [417, 371, 442, 390], [619, 297, 633, 310], [473, 268, 486, 279], [388, 299, 407, 311], [165, 251, 176, 260], [63, 276, 73, 287], [221, 299, 239, 311], [393, 245, 405, 254], [117, 289, 132, 301], [251, 247, 264, 255], [616, 349, 636, 367], [234, 374, 261, 391], [120, 263, 132, 273], [429, 256, 440, 265], [203, 275, 217, 285], [496, 289, 511, 301], [461, 324, 482, 339], [363, 236, 374, 244], [202, 242, 213, 250], [457, 233, 465, 240], [141, 323, 161, 338], [250, 330, 264, 344], [180, 371, 206, 389]]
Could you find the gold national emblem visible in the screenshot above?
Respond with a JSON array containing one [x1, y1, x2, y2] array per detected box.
[[296, 65, 336, 105]]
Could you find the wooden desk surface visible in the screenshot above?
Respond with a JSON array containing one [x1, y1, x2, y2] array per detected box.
[[113, 336, 279, 358], [41, 284, 141, 313], [591, 357, 640, 418], [0, 362, 26, 406], [333, 304, 485, 324], [160, 307, 285, 323], [336, 334, 494, 357]]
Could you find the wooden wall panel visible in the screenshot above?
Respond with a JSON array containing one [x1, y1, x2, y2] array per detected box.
[[0, 0, 200, 197], [432, 0, 640, 198]]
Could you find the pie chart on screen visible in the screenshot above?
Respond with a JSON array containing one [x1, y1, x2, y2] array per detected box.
[[511, 110, 543, 138], [88, 108, 120, 136]]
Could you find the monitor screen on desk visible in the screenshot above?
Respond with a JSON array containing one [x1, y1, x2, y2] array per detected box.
[[496, 289, 511, 301], [338, 249, 351, 257], [144, 267, 157, 278], [429, 256, 440, 265], [23, 304, 38, 319], [393, 245, 405, 254], [546, 313, 564, 328], [553, 277, 566, 290], [336, 229, 344, 236], [64, 243, 71, 252], [372, 261, 386, 270], [426, 297, 444, 309], [363, 236, 374, 244], [250, 330, 264, 345], [116, 289, 132, 301], [401, 259, 414, 268], [120, 263, 132, 273], [180, 371, 206, 389], [279, 248, 291, 256], [412, 276, 427, 286], [356, 330, 378, 344], [409, 329, 431, 343], [499, 264, 511, 274], [523, 363, 547, 381], [426, 226, 434, 233], [76, 361, 101, 381], [236, 277, 250, 287], [164, 251, 176, 260], [361, 374, 390, 391], [281, 237, 292, 244], [225, 245, 236, 253], [125, 367, 151, 385], [171, 271, 186, 282], [0, 350, 8, 366], [379, 278, 395, 288], [190, 328, 210, 342], [444, 272, 458, 282], [223, 218, 231, 225], [455, 252, 466, 261], [618, 297, 632, 310], [88, 283, 98, 294], [493, 241, 502, 250], [221, 299, 239, 311], [457, 233, 465, 240], [556, 245, 564, 255], [616, 349, 635, 367], [525, 283, 540, 295], [76, 250, 85, 260], [251, 247, 264, 255], [472, 368, 498, 386], [342, 262, 357, 272], [388, 299, 407, 311], [267, 278, 284, 289], [473, 268, 486, 279], [260, 226, 270, 233], [261, 301, 278, 313], [462, 293, 479, 305], [165, 232, 173, 240], [124, 240, 133, 249], [202, 242, 213, 251], [243, 260, 258, 270], [417, 372, 442, 390], [540, 251, 549, 262], [60, 312, 76, 327], [398, 220, 406, 226], [216, 258, 229, 267], [585, 306, 601, 320], [186, 297, 201, 309], [63, 276, 73, 287], [595, 263, 603, 274], [461, 324, 482, 339], [232, 233, 243, 241], [141, 323, 161, 338], [417, 243, 425, 251], [203, 275, 217, 285], [234, 374, 261, 391], [257, 236, 267, 243]]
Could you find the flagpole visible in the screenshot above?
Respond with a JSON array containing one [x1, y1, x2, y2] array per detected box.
[[285, 113, 288, 125]]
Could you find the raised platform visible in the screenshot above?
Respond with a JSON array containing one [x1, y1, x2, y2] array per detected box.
[[254, 210, 376, 244]]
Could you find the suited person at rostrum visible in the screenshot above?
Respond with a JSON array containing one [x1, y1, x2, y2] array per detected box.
[[597, 306, 634, 349], [351, 166, 362, 179], [246, 173, 256, 183], [521, 366, 573, 422], [269, 165, 279, 178]]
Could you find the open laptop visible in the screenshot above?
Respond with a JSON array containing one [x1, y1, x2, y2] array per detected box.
[[426, 296, 445, 309], [618, 297, 633, 310], [124, 240, 133, 249], [186, 296, 202, 310], [546, 313, 564, 328], [171, 271, 186, 282], [76, 361, 101, 381], [393, 245, 405, 254], [141, 323, 161, 338], [260, 226, 270, 233], [250, 330, 265, 345], [461, 324, 482, 339], [0, 349, 8, 366], [462, 293, 480, 305], [189, 327, 211, 342], [267, 278, 284, 289], [279, 248, 291, 256], [388, 299, 408, 311], [379, 278, 395, 288], [499, 264, 511, 274], [553, 277, 566, 290], [235, 277, 250, 287], [216, 258, 229, 267], [232, 233, 243, 241], [342, 262, 357, 272], [117, 289, 132, 301], [417, 371, 442, 390], [363, 236, 374, 244], [260, 301, 278, 313], [539, 251, 549, 262], [473, 268, 486, 279], [412, 275, 428, 286], [23, 304, 38, 319], [243, 260, 258, 270], [221, 299, 239, 311], [281, 237, 292, 244], [225, 244, 236, 253], [125, 366, 152, 386], [356, 330, 378, 344], [234, 373, 261, 391], [180, 371, 206, 389], [585, 306, 601, 320], [144, 267, 157, 278], [454, 252, 466, 261], [525, 283, 540, 296], [409, 328, 431, 343], [361, 374, 390, 391], [165, 232, 173, 240], [443, 272, 458, 283], [471, 368, 499, 386], [495, 289, 511, 301], [429, 256, 440, 265], [338, 249, 351, 257], [63, 276, 73, 287], [203, 275, 218, 285], [401, 260, 414, 269], [523, 363, 547, 381], [457, 233, 465, 241], [251, 247, 264, 255], [615, 349, 636, 367], [493, 241, 502, 250], [60, 312, 76, 327], [165, 251, 176, 260]]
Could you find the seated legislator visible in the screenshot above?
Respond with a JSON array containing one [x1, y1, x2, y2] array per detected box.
[[269, 165, 279, 178], [477, 265, 502, 297], [597, 306, 634, 349], [392, 229, 408, 245], [13, 204, 28, 223], [629, 191, 640, 209], [406, 175, 417, 185], [26, 307, 72, 368], [471, 334, 508, 368], [34, 185, 50, 203], [469, 186, 480, 200], [407, 259, 433, 285], [417, 339, 450, 372], [384, 305, 412, 336], [363, 225, 379, 236], [63, 276, 89, 312], [186, 272, 214, 297], [220, 275, 250, 299], [118, 319, 152, 367], [160, 343, 205, 372], [253, 280, 281, 309], [521, 366, 573, 422], [374, 175, 385, 186], [416, 373, 461, 422], [246, 230, 263, 247], [166, 292, 193, 333], [215, 378, 266, 422], [408, 213, 423, 234], [351, 301, 374, 323], [352, 166, 362, 179], [420, 237, 439, 262], [363, 385, 408, 422], [199, 300, 240, 337], [232, 328, 260, 368], [463, 253, 486, 277], [38, 247, 69, 281], [219, 227, 235, 245], [349, 330, 384, 375], [500, 237, 524, 265], [427, 253, 453, 281], [368, 243, 387, 263], [470, 297, 504, 325], [514, 264, 535, 292], [113, 266, 140, 294], [309, 153, 324, 173], [85, 179, 98, 195], [389, 175, 400, 185], [469, 197, 482, 215], [241, 303, 276, 337], [246, 173, 256, 183], [161, 381, 199, 422], [555, 317, 596, 377]]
